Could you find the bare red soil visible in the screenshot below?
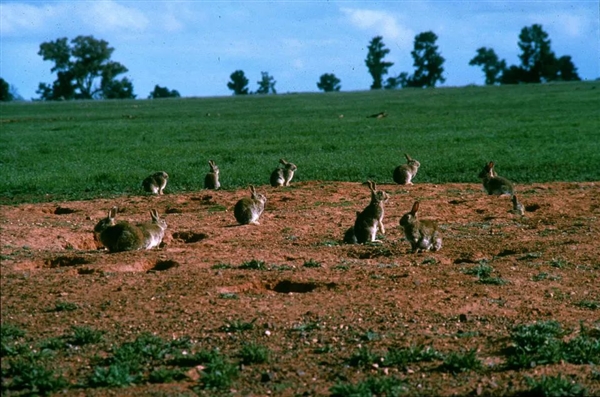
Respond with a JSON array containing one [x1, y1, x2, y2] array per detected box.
[[1, 181, 599, 396]]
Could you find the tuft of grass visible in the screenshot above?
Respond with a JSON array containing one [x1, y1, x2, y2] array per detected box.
[[148, 367, 185, 384], [1, 323, 27, 357], [50, 300, 79, 312], [238, 343, 270, 365], [196, 353, 238, 391], [347, 347, 380, 368], [549, 258, 569, 269], [330, 376, 408, 397], [88, 363, 138, 387], [303, 259, 322, 268], [439, 349, 482, 374], [238, 259, 267, 270], [211, 263, 232, 270], [524, 375, 587, 397], [575, 300, 599, 310], [385, 344, 443, 368], [220, 319, 256, 333], [532, 272, 561, 282], [462, 261, 493, 278], [67, 325, 104, 346], [3, 356, 68, 394]]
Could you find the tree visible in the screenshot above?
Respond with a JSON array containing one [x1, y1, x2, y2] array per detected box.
[[365, 36, 394, 90], [555, 55, 580, 81], [316, 73, 341, 92], [517, 24, 556, 83], [227, 70, 249, 95], [469, 47, 507, 85], [256, 72, 276, 94], [405, 31, 445, 88], [148, 85, 181, 99], [36, 35, 135, 100], [0, 78, 14, 101]]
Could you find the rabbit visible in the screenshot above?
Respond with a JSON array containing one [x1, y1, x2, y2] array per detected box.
[[343, 212, 359, 244], [511, 194, 525, 216], [94, 207, 167, 252], [270, 159, 297, 187], [352, 180, 389, 243], [399, 201, 442, 253], [478, 161, 514, 196], [204, 160, 221, 190], [393, 153, 420, 185], [142, 171, 169, 195], [234, 185, 267, 225]]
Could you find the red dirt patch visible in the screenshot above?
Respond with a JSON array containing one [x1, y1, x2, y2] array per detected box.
[[1, 181, 599, 395]]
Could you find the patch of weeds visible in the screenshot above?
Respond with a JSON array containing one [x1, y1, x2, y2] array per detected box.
[[385, 345, 443, 368], [523, 375, 587, 397], [575, 300, 599, 310], [1, 323, 27, 356], [3, 356, 68, 394], [519, 252, 543, 260], [67, 325, 104, 346], [439, 349, 482, 374], [220, 319, 255, 333], [360, 329, 381, 342], [421, 257, 437, 265], [334, 264, 350, 271], [550, 258, 569, 269], [238, 343, 270, 364], [50, 300, 79, 312], [148, 367, 185, 384], [506, 320, 566, 369], [347, 347, 380, 368], [292, 321, 321, 333], [238, 259, 267, 270], [561, 324, 600, 364], [169, 349, 220, 367], [211, 262, 232, 270], [330, 376, 408, 397], [303, 259, 322, 268], [462, 261, 493, 278], [314, 344, 334, 354], [218, 293, 238, 300], [38, 337, 66, 351], [532, 272, 561, 282], [195, 353, 238, 391], [456, 330, 480, 338], [88, 362, 139, 387]]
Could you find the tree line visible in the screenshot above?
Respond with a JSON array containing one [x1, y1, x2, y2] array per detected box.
[[0, 24, 581, 102]]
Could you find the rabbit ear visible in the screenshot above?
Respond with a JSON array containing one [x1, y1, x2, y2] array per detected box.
[[488, 161, 495, 169], [109, 207, 118, 219], [279, 158, 287, 165], [404, 153, 412, 161], [411, 201, 420, 214], [150, 209, 159, 221], [249, 185, 256, 194], [365, 180, 375, 192]]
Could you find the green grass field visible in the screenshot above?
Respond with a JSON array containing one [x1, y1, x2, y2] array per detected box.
[[1, 82, 598, 203]]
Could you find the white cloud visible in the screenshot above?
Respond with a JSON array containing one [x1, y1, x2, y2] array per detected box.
[[0, 3, 56, 35], [341, 7, 414, 49], [83, 1, 149, 32]]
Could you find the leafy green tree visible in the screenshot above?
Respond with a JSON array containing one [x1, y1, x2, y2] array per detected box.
[[365, 36, 394, 90], [554, 55, 580, 81], [517, 24, 556, 83], [36, 35, 135, 100], [316, 73, 341, 92], [227, 70, 249, 95], [469, 47, 507, 85], [256, 72, 276, 94], [0, 78, 14, 101], [148, 85, 181, 99], [405, 31, 445, 88]]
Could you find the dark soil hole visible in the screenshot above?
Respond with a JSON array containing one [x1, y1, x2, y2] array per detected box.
[[525, 204, 541, 212], [54, 207, 77, 215], [496, 249, 518, 257], [77, 267, 98, 275], [172, 231, 208, 243], [269, 280, 336, 294], [47, 256, 91, 268], [475, 209, 485, 214], [165, 207, 183, 214], [448, 199, 466, 205], [148, 260, 180, 272]]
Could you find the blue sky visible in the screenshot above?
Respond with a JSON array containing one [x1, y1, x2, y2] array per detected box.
[[1, 1, 598, 100]]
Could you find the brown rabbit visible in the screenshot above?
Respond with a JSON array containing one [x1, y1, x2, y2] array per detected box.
[[142, 171, 169, 195], [399, 201, 442, 253], [478, 162, 514, 196], [270, 159, 297, 187], [94, 208, 167, 252], [393, 153, 420, 185], [511, 194, 525, 216], [234, 185, 267, 225], [346, 181, 389, 244], [204, 160, 220, 190]]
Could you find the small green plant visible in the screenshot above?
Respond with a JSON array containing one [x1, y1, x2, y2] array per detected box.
[[38, 337, 66, 351], [524, 375, 587, 397], [4, 357, 68, 394], [220, 319, 255, 333], [532, 272, 561, 282], [360, 329, 380, 342], [88, 363, 138, 387], [462, 261, 493, 278], [439, 349, 482, 374], [169, 349, 220, 367], [218, 293, 239, 300], [330, 376, 408, 397], [506, 320, 565, 369], [196, 353, 238, 391], [575, 300, 599, 310], [347, 347, 380, 368], [303, 259, 322, 268], [211, 263, 232, 270], [148, 367, 185, 384], [238, 259, 267, 270], [385, 344, 443, 368], [238, 343, 270, 364], [51, 300, 79, 312], [68, 325, 104, 346], [550, 258, 569, 268], [1, 323, 26, 356]]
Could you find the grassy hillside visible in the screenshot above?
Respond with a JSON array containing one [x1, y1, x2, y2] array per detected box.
[[1, 82, 598, 203]]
